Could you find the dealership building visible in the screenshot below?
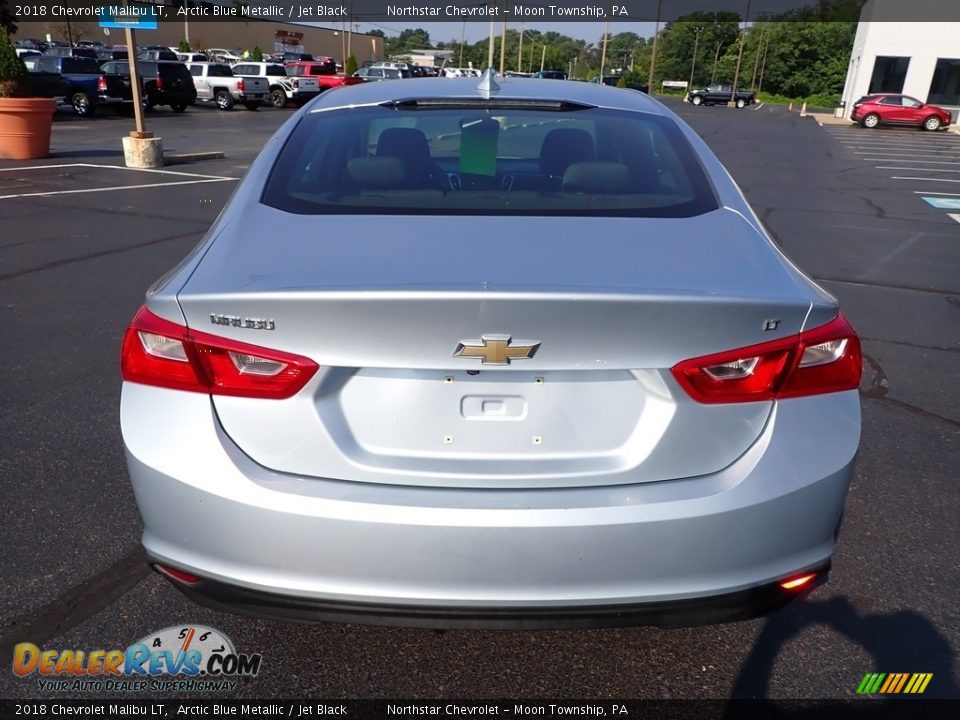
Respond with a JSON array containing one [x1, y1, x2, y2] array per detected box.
[[840, 0, 960, 118]]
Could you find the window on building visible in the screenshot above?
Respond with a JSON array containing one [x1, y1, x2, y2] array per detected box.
[[868, 56, 910, 94], [928, 58, 960, 106]]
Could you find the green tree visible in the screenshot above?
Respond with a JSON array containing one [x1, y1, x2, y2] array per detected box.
[[0, 29, 27, 97], [178, 38, 191, 53], [385, 28, 431, 57], [345, 54, 357, 76], [655, 12, 742, 89], [252, 45, 263, 62], [0, 0, 17, 35]]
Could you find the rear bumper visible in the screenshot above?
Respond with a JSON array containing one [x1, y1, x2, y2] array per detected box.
[[122, 384, 859, 628], [159, 561, 830, 629]]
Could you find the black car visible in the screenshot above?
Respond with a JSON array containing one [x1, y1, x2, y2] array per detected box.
[[42, 47, 99, 60], [592, 75, 649, 93], [96, 48, 129, 62], [688, 83, 756, 108], [282, 52, 314, 63], [101, 60, 197, 112], [532, 70, 568, 80]]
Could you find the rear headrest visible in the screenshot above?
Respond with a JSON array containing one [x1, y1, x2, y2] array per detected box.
[[540, 128, 595, 177], [347, 157, 405, 189], [562, 162, 631, 193]]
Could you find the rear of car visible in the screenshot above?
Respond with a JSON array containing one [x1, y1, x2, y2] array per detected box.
[[232, 62, 320, 108], [135, 61, 197, 112], [121, 78, 861, 628], [29, 55, 104, 116], [287, 59, 364, 90]]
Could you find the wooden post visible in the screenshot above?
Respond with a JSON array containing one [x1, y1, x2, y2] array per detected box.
[[125, 27, 150, 139]]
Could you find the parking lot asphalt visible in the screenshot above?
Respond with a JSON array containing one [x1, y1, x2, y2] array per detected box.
[[0, 97, 957, 700]]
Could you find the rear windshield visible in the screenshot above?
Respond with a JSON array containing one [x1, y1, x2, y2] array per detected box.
[[262, 104, 717, 218], [62, 58, 101, 74], [158, 63, 192, 81]]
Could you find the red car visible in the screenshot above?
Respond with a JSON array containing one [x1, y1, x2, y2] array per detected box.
[[851, 94, 952, 131], [285, 58, 363, 92]]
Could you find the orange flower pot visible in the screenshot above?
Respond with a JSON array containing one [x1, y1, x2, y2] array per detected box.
[[0, 97, 57, 160]]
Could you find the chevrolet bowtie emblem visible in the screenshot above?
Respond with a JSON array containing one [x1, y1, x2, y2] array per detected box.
[[454, 335, 541, 365]]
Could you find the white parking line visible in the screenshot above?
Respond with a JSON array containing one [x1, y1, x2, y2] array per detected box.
[[0, 178, 236, 201], [864, 158, 960, 164], [877, 166, 960, 173], [912, 190, 960, 196], [0, 162, 237, 200], [948, 214, 960, 223], [0, 162, 233, 180], [852, 151, 960, 157], [846, 144, 960, 151], [891, 176, 960, 183]]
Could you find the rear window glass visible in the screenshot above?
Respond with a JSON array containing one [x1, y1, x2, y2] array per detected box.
[[159, 63, 192, 81], [262, 105, 717, 218], [62, 58, 101, 74]]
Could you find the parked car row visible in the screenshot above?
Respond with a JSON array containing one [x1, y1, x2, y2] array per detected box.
[[17, 47, 368, 117]]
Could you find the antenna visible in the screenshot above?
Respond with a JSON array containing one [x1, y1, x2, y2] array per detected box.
[[476, 67, 501, 98]]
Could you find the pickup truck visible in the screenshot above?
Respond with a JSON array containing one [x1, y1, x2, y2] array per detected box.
[[186, 62, 268, 111], [688, 84, 756, 108], [285, 59, 363, 93], [230, 62, 320, 108], [22, 55, 130, 116]]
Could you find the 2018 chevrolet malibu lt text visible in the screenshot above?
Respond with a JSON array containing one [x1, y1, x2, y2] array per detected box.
[[121, 73, 862, 628]]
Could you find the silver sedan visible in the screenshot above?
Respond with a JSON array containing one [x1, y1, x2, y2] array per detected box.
[[120, 73, 862, 628]]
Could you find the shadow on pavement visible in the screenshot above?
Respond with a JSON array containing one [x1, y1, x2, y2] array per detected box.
[[730, 596, 958, 699]]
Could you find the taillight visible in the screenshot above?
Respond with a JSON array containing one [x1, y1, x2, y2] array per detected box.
[[780, 573, 817, 591], [154, 74, 163, 90], [154, 564, 200, 585], [236, 78, 245, 91], [121, 306, 318, 399], [671, 313, 861, 404], [97, 75, 107, 92]]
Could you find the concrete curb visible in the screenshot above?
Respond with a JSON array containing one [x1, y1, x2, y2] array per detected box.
[[807, 112, 851, 126]]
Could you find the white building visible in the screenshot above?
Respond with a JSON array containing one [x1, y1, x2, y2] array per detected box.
[[398, 49, 455, 68], [840, 1, 960, 118]]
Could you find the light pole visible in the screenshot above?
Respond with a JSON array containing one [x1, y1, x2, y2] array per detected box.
[[347, 2, 353, 62], [750, 21, 766, 90], [459, 20, 466, 68], [517, 24, 524, 72], [487, 20, 495, 69], [647, 0, 663, 93], [729, 0, 752, 107], [600, 20, 609, 79], [499, 9, 507, 77], [686, 26, 703, 101], [710, 40, 722, 84]]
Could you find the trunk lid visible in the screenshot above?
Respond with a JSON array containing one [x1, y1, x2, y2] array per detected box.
[[176, 207, 818, 489]]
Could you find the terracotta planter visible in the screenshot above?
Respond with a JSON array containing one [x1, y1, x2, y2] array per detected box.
[[0, 97, 57, 160]]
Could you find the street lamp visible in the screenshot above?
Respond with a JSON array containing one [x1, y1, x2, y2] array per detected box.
[[517, 24, 524, 72], [647, 0, 663, 93], [729, 0, 752, 107], [686, 26, 704, 101]]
